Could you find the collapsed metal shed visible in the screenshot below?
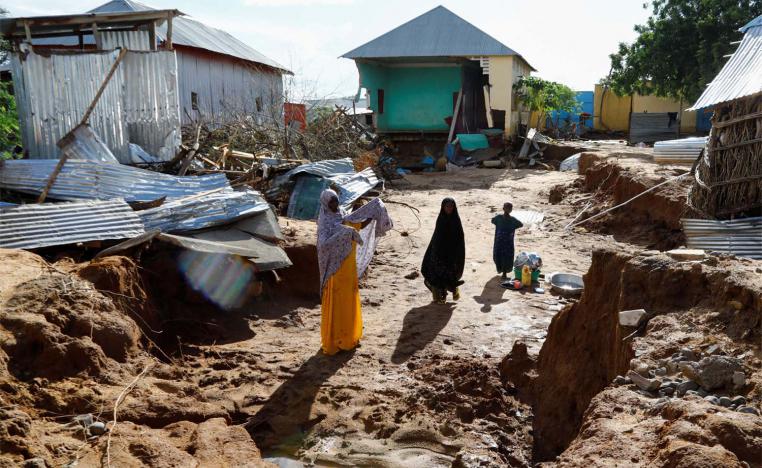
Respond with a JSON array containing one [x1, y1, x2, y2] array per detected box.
[[2, 10, 182, 162]]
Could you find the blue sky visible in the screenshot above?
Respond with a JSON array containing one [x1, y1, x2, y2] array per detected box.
[[5, 0, 652, 99]]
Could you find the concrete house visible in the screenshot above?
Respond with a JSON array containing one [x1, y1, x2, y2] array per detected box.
[[342, 6, 535, 138], [89, 0, 292, 125]]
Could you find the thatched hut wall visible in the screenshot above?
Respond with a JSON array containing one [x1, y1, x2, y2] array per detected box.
[[688, 92, 762, 219]]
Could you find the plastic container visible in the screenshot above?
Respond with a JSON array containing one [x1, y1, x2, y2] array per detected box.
[[521, 265, 532, 287], [514, 267, 540, 282]]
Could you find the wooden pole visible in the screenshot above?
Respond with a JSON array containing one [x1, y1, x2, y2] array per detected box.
[[448, 88, 463, 144], [23, 21, 32, 43], [166, 14, 173, 50], [37, 48, 128, 203], [148, 22, 157, 51], [92, 22, 102, 49]]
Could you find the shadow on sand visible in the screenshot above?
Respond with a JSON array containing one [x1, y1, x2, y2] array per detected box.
[[391, 303, 454, 364], [246, 349, 355, 448], [472, 275, 509, 313]]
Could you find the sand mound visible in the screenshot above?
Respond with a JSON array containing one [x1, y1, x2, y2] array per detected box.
[[1, 255, 141, 381]]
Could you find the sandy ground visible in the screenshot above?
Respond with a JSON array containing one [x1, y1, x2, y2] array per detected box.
[[225, 166, 636, 465]]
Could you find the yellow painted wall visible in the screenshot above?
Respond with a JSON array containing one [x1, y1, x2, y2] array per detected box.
[[593, 84, 632, 131], [487, 55, 532, 136], [593, 84, 697, 133]]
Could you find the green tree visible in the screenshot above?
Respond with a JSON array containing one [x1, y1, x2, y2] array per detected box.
[[0, 6, 18, 158], [606, 0, 762, 102], [513, 76, 578, 132], [0, 81, 19, 158]]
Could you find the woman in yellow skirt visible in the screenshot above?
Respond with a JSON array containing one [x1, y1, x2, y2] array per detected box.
[[317, 189, 374, 355]]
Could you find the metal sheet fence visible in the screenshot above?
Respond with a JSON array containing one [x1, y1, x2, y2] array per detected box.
[[682, 217, 762, 259], [11, 48, 181, 163], [123, 51, 182, 160], [12, 48, 130, 161]]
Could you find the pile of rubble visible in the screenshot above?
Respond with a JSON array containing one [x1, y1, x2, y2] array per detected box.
[[620, 351, 757, 415]]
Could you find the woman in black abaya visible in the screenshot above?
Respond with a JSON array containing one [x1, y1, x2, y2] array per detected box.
[[421, 198, 465, 304]]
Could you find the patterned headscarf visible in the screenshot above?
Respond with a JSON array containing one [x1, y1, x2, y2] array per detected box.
[[317, 189, 360, 293]]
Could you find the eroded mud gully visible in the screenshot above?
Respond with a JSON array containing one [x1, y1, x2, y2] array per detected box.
[[1, 160, 760, 467]]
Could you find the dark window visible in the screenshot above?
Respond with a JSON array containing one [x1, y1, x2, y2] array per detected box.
[[191, 92, 199, 110], [377, 89, 384, 114], [256, 97, 263, 112]]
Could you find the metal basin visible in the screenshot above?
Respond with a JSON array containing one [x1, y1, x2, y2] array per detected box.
[[549, 272, 584, 296]]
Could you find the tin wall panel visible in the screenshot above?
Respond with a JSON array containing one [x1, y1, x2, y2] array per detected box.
[[102, 30, 151, 51], [12, 49, 181, 163], [12, 49, 129, 161]]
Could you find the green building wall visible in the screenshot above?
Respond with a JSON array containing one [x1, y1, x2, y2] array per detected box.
[[357, 62, 462, 132]]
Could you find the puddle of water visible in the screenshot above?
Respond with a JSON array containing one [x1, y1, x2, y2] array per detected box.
[[264, 456, 308, 468]]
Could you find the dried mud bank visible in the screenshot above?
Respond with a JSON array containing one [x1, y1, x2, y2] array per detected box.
[[502, 247, 762, 465], [0, 249, 272, 467], [550, 153, 695, 250]]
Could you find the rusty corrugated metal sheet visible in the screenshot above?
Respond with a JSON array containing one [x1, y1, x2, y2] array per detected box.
[[689, 18, 762, 110], [0, 199, 145, 249]]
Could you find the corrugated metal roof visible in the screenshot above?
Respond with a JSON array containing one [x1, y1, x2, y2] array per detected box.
[[0, 159, 230, 202], [0, 199, 145, 249], [682, 217, 762, 259], [342, 5, 533, 69], [138, 189, 270, 233], [741, 14, 762, 33], [89, 0, 291, 73], [689, 17, 762, 109]]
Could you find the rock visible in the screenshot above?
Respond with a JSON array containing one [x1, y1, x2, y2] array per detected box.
[[659, 387, 675, 397], [704, 344, 723, 355], [619, 309, 647, 327], [23, 459, 46, 468], [732, 371, 746, 389], [693, 356, 743, 391], [718, 397, 732, 407], [676, 380, 699, 396], [665, 361, 679, 375], [613, 375, 627, 385], [697, 389, 708, 398], [731, 396, 747, 406], [632, 362, 651, 377], [704, 396, 720, 405], [623, 376, 632, 385], [404, 271, 420, 280], [679, 348, 698, 362], [88, 421, 107, 436], [627, 370, 660, 392], [738, 406, 760, 415], [654, 367, 667, 376], [666, 249, 705, 261], [678, 361, 699, 381]]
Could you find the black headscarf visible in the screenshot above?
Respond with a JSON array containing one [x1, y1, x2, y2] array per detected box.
[[421, 198, 465, 291]]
